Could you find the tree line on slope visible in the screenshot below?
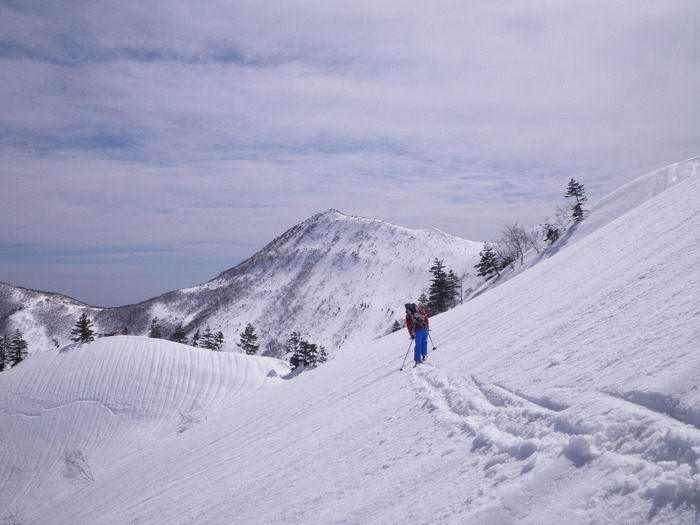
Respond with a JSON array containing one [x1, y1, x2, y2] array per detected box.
[[387, 178, 589, 331], [75, 313, 327, 371], [68, 313, 326, 373], [475, 178, 588, 282], [1, 309, 327, 376], [68, 313, 230, 351]]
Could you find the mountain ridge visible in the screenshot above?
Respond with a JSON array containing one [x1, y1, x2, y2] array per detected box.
[[1, 210, 484, 357]]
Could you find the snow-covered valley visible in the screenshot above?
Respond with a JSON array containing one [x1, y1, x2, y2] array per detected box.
[[1, 158, 699, 524]]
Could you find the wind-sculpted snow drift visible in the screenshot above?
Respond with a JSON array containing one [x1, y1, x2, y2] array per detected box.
[[0, 337, 289, 521], [1, 158, 699, 524]]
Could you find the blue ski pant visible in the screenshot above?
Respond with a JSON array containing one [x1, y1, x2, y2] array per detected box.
[[414, 328, 428, 362]]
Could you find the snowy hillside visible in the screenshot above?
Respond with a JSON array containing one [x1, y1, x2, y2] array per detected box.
[[0, 336, 288, 521], [486, 156, 700, 286], [1, 160, 697, 524], [1, 210, 483, 357], [553, 156, 699, 251], [164, 209, 483, 353], [0, 283, 101, 350]]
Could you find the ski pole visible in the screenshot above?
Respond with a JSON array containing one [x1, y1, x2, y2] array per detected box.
[[399, 339, 414, 371], [428, 331, 437, 351]]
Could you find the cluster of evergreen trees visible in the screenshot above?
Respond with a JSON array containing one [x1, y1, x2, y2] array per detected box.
[[284, 331, 328, 371], [391, 258, 463, 332], [147, 318, 225, 350], [0, 330, 28, 371], [188, 327, 225, 350]]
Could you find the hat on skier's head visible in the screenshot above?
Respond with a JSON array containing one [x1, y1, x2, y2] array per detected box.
[[405, 303, 416, 311]]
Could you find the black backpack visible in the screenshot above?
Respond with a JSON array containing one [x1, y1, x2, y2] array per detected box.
[[405, 303, 426, 330]]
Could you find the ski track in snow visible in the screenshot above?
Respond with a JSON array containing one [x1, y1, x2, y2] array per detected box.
[[412, 361, 700, 504]]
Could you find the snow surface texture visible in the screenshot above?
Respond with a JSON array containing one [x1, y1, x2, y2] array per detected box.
[[1, 158, 699, 524], [0, 210, 484, 358], [0, 337, 289, 523]]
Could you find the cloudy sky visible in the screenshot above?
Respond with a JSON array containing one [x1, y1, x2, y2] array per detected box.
[[1, 0, 698, 307]]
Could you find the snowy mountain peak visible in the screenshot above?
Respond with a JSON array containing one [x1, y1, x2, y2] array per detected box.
[[196, 209, 482, 353], [315, 208, 347, 219]]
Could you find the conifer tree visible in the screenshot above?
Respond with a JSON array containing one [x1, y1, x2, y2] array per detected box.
[[427, 258, 455, 316], [71, 313, 95, 343], [199, 327, 224, 351], [201, 327, 215, 350], [148, 318, 162, 339], [289, 347, 305, 370], [215, 331, 225, 350], [543, 223, 561, 245], [391, 320, 401, 333], [417, 293, 429, 311], [284, 332, 302, 356], [0, 334, 9, 372], [289, 339, 327, 371], [9, 330, 28, 366], [191, 330, 201, 348], [475, 243, 501, 281], [304, 342, 328, 367], [565, 178, 588, 223], [237, 323, 259, 355], [169, 323, 188, 344]]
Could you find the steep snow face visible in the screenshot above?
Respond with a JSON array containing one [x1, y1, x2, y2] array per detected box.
[[11, 164, 699, 524], [0, 336, 288, 519]]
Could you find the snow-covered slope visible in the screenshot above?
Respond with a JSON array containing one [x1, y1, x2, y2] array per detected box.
[[0, 211, 483, 357], [3, 163, 697, 524], [555, 156, 699, 251], [0, 336, 288, 521], [0, 283, 101, 350]]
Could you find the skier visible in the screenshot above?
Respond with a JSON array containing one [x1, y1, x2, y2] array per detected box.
[[405, 303, 429, 366]]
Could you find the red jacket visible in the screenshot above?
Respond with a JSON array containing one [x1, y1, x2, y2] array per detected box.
[[406, 307, 429, 336]]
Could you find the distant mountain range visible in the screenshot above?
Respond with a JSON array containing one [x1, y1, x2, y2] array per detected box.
[[1, 210, 484, 356]]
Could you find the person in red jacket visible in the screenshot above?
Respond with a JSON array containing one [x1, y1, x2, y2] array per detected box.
[[405, 303, 429, 365]]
